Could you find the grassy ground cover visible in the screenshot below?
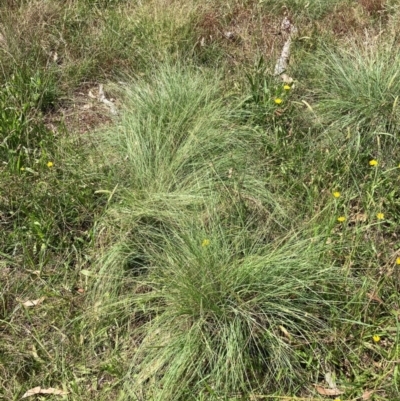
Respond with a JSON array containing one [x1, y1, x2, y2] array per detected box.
[[1, 0, 400, 400]]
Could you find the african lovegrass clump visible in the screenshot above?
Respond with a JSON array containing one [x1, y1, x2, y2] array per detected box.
[[88, 64, 294, 319], [96, 65, 289, 240], [92, 216, 354, 400]]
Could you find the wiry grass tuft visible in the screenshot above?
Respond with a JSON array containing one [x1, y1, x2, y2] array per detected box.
[[313, 38, 400, 147]]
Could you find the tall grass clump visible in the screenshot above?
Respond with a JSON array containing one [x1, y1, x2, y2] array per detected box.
[[92, 217, 355, 400], [313, 39, 400, 148]]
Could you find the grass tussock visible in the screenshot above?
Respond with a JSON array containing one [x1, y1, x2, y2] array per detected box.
[[95, 66, 291, 239], [314, 37, 400, 141]]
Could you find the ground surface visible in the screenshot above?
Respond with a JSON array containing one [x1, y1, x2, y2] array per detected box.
[[1, 1, 400, 400]]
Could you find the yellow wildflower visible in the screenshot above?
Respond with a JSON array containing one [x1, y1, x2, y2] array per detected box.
[[333, 398, 342, 401], [369, 159, 378, 166], [337, 216, 346, 222], [396, 257, 400, 265], [376, 212, 384, 220], [20, 167, 25, 171], [333, 191, 341, 198], [47, 161, 54, 168], [373, 334, 381, 343], [201, 239, 210, 247], [283, 84, 291, 90], [274, 98, 283, 105]]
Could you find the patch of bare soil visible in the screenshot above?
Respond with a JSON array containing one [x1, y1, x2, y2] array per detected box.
[[45, 84, 116, 136]]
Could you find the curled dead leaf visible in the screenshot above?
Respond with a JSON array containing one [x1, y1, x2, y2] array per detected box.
[[278, 325, 292, 340], [280, 73, 294, 84], [367, 292, 384, 305]]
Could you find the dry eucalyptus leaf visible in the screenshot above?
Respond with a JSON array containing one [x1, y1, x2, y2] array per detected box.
[[40, 388, 68, 395], [349, 212, 367, 223], [21, 386, 41, 398], [22, 386, 69, 398], [362, 389, 374, 400], [20, 297, 45, 307], [315, 385, 344, 396]]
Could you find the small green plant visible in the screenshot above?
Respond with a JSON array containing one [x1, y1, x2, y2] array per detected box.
[[0, 69, 57, 171], [242, 57, 293, 128]]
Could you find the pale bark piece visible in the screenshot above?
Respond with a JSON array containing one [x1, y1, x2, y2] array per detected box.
[[274, 17, 298, 79], [324, 371, 337, 389], [98, 84, 118, 115]]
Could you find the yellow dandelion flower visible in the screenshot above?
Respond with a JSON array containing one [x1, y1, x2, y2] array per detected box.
[[201, 239, 210, 247], [369, 159, 378, 166], [283, 84, 291, 90], [47, 161, 54, 168], [333, 191, 341, 198], [274, 98, 283, 105], [376, 212, 384, 220], [373, 334, 381, 343], [20, 167, 25, 171], [337, 216, 346, 222], [396, 257, 400, 265]]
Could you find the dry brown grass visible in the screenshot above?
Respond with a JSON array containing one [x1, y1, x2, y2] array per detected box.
[[358, 0, 387, 16], [195, 2, 285, 69]]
